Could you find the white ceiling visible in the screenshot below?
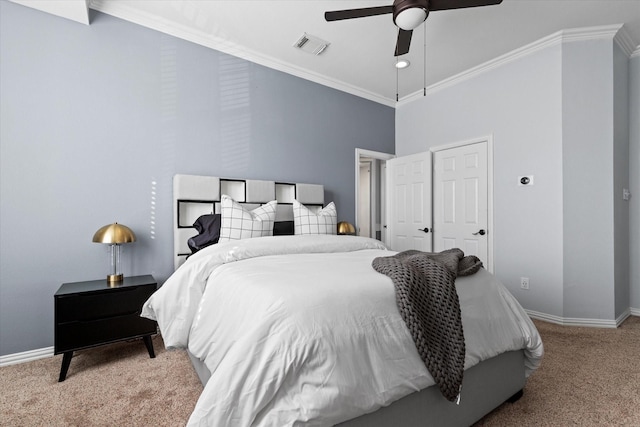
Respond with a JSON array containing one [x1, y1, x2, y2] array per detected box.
[[12, 0, 640, 107]]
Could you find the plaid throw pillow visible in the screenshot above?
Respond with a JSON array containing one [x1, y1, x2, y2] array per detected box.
[[219, 195, 277, 241], [293, 200, 337, 235]]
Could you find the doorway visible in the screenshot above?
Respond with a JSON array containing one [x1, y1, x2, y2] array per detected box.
[[355, 149, 394, 244], [358, 162, 371, 238]]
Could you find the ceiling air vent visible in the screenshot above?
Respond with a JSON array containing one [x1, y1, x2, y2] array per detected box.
[[293, 33, 330, 55]]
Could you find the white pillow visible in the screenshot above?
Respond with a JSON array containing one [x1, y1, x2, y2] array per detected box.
[[293, 200, 337, 235], [219, 195, 277, 241]]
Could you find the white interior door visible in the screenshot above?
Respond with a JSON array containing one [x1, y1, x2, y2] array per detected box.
[[386, 152, 432, 252], [433, 141, 488, 264]]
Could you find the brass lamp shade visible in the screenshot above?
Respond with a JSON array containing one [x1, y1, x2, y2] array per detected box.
[[92, 223, 136, 244], [93, 223, 136, 284], [337, 221, 356, 235]]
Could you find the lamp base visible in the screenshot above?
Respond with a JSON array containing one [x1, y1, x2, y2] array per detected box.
[[107, 274, 124, 284]]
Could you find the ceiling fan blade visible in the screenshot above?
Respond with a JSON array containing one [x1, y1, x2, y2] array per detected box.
[[325, 6, 393, 22], [429, 0, 502, 11], [395, 29, 413, 56]]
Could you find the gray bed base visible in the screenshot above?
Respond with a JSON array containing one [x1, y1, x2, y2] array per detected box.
[[187, 349, 525, 426]]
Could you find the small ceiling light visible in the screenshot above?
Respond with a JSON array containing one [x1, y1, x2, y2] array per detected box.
[[395, 59, 411, 69]]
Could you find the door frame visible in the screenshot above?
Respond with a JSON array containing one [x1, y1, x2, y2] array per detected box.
[[355, 148, 395, 242], [430, 135, 494, 273]]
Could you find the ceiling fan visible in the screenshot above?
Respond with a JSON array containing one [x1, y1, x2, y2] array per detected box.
[[325, 0, 503, 56]]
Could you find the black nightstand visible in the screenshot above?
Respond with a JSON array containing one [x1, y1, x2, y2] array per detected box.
[[54, 275, 157, 382]]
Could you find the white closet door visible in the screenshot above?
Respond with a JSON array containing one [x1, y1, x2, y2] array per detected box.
[[433, 141, 488, 264], [386, 152, 432, 252]]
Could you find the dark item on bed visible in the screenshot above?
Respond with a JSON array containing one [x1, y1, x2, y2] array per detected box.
[[188, 214, 221, 254], [372, 248, 483, 402], [273, 220, 294, 236]]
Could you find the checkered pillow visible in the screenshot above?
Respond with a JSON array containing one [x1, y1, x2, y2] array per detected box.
[[293, 200, 337, 235], [219, 195, 277, 241]]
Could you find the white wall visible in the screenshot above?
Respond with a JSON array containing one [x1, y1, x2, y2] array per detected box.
[[396, 29, 635, 323], [630, 52, 640, 313], [613, 43, 630, 319], [561, 38, 617, 320], [397, 42, 565, 317]]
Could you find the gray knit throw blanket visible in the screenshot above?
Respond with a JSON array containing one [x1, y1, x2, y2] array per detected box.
[[372, 248, 483, 402]]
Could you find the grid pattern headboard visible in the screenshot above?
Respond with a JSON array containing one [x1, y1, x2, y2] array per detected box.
[[173, 174, 324, 269]]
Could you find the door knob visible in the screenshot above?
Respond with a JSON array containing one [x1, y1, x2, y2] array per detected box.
[[472, 229, 486, 236], [418, 227, 430, 233]]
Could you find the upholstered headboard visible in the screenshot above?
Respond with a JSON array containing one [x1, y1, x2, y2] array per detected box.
[[173, 174, 325, 269]]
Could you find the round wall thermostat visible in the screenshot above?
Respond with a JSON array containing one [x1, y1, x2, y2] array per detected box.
[[520, 176, 530, 185]]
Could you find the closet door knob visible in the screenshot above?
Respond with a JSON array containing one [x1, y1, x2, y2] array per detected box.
[[419, 227, 430, 233], [472, 229, 486, 236]]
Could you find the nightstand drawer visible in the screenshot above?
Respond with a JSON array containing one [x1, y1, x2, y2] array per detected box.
[[55, 312, 156, 353], [56, 285, 154, 323]]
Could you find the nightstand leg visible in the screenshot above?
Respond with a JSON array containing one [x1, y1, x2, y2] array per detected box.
[[143, 335, 155, 358], [58, 351, 73, 382]]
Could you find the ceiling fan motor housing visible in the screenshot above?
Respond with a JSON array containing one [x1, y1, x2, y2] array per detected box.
[[393, 0, 429, 30]]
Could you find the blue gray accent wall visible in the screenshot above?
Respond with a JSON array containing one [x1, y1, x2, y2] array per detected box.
[[0, 1, 395, 356]]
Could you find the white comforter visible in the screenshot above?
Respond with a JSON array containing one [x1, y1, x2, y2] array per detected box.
[[142, 235, 543, 427]]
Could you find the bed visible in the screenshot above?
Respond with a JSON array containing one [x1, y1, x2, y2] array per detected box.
[[142, 174, 543, 426]]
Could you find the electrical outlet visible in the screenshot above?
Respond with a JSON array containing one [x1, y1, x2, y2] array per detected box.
[[520, 277, 530, 290]]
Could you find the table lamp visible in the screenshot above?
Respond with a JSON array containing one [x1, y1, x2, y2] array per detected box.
[[92, 223, 136, 283], [337, 221, 356, 235]]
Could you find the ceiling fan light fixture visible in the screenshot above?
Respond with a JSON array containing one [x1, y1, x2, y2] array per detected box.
[[394, 6, 427, 30], [324, 0, 501, 57]]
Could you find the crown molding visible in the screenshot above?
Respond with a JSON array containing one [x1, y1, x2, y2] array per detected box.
[[84, 3, 637, 108], [10, 0, 90, 24], [613, 24, 636, 57], [398, 27, 565, 106], [88, 0, 395, 107], [398, 24, 630, 106]]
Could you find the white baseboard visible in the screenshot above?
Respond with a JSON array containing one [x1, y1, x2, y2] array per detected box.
[[1, 331, 163, 367], [615, 309, 632, 327], [0, 346, 54, 367], [526, 308, 637, 328]]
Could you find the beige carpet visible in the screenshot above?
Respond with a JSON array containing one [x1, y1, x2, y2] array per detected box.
[[476, 316, 640, 426], [1, 317, 638, 426], [0, 335, 202, 426]]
